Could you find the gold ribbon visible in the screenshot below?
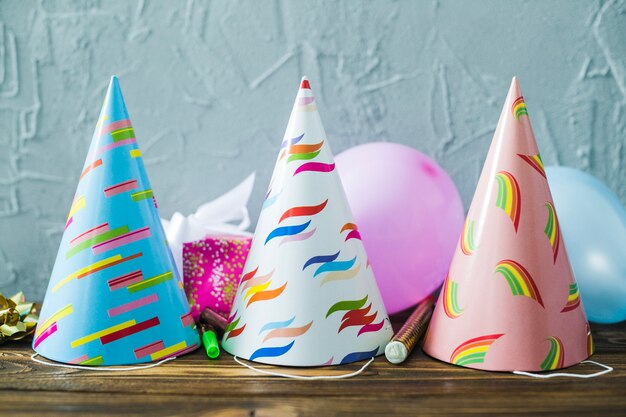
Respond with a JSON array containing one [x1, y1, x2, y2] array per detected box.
[[0, 292, 38, 344]]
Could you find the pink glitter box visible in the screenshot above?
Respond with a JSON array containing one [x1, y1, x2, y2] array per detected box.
[[182, 235, 252, 321]]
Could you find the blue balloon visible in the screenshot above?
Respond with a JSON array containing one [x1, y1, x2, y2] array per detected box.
[[546, 166, 626, 323]]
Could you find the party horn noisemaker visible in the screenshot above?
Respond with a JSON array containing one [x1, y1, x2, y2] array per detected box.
[[384, 296, 435, 364], [200, 324, 220, 359], [199, 308, 228, 359]]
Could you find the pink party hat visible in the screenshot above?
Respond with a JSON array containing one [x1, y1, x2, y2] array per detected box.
[[423, 78, 592, 372], [221, 78, 393, 366]]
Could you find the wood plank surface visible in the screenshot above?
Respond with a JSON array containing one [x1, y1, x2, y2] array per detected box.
[[1, 318, 624, 416]]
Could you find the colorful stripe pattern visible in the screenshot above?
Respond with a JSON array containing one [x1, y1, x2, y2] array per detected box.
[[285, 141, 324, 163], [460, 219, 477, 255], [303, 251, 340, 270], [340, 347, 379, 364], [111, 126, 135, 143], [180, 312, 195, 328], [127, 271, 174, 294], [276, 133, 304, 161], [279, 200, 328, 223], [264, 200, 328, 246], [33, 304, 74, 349], [224, 313, 246, 341], [442, 276, 463, 319], [313, 256, 356, 277], [340, 223, 362, 241], [245, 280, 287, 308], [278, 227, 316, 246], [280, 133, 304, 150], [70, 317, 160, 348], [540, 336, 564, 370], [277, 132, 317, 162], [296, 78, 317, 112], [134, 340, 165, 359], [495, 260, 544, 307], [65, 196, 86, 229], [96, 137, 137, 155], [130, 189, 153, 202], [52, 252, 143, 293], [265, 220, 311, 245], [512, 96, 528, 120], [259, 317, 313, 342], [305, 254, 361, 286], [293, 162, 336, 176], [495, 171, 521, 232], [320, 264, 361, 286], [80, 355, 104, 366], [104, 179, 138, 197], [92, 227, 152, 255], [107, 293, 158, 318], [250, 341, 295, 361], [70, 223, 110, 247], [34, 77, 198, 365], [259, 316, 295, 333], [241, 268, 274, 292], [287, 141, 322, 162], [326, 296, 385, 336], [66, 227, 147, 260], [150, 341, 196, 361], [239, 267, 259, 285], [99, 118, 132, 137], [544, 202, 561, 263], [91, 118, 138, 158], [80, 159, 103, 180], [261, 189, 281, 211], [107, 270, 143, 291], [33, 322, 58, 349], [68, 354, 90, 364], [450, 334, 504, 367], [66, 225, 129, 258], [560, 283, 581, 313], [518, 153, 546, 178]]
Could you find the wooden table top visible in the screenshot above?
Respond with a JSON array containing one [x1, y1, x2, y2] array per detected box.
[[1, 318, 624, 416]]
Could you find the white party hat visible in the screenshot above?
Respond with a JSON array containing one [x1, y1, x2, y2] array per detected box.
[[221, 78, 393, 366]]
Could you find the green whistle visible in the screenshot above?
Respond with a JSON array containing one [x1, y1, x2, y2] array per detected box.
[[201, 327, 220, 359]]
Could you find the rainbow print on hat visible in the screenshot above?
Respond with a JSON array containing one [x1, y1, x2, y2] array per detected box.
[[450, 334, 504, 367], [441, 276, 463, 319], [34, 77, 199, 365], [221, 77, 393, 366], [460, 219, 477, 256], [423, 77, 591, 372]]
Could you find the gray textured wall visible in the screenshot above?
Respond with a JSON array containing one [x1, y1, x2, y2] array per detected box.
[[1, 0, 625, 299]]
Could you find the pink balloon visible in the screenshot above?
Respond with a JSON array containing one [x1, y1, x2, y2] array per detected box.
[[335, 142, 464, 314]]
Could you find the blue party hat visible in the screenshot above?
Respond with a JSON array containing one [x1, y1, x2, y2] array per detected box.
[[33, 77, 199, 365]]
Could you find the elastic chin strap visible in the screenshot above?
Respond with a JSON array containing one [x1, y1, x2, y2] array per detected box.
[[513, 360, 613, 379], [31, 353, 176, 371], [233, 356, 375, 380]]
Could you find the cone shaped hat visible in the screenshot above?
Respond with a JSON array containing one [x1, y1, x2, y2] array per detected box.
[[423, 78, 592, 371], [34, 77, 199, 365], [221, 78, 393, 366]]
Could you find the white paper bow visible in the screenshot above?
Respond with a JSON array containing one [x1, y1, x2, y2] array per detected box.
[[161, 173, 255, 278]]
